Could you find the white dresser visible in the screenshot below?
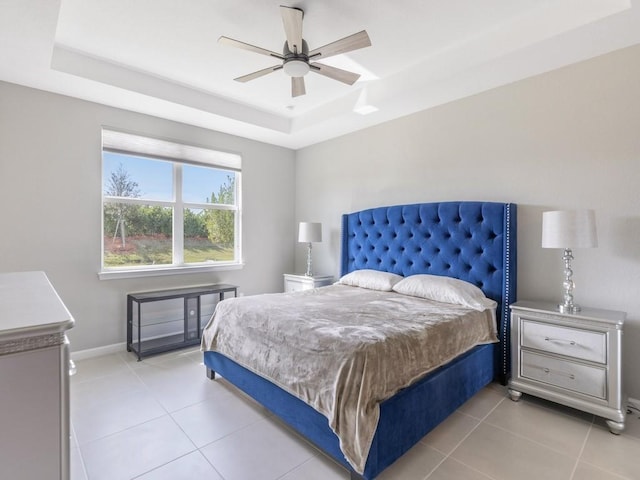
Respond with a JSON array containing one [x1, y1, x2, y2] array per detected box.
[[0, 271, 75, 480], [508, 300, 625, 433], [283, 273, 333, 293]]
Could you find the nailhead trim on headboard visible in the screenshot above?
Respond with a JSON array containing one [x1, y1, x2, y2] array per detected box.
[[501, 204, 516, 381]]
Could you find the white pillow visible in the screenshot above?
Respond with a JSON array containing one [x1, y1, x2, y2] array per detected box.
[[392, 274, 496, 311], [336, 269, 403, 292]]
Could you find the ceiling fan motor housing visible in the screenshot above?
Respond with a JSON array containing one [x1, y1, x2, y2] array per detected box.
[[283, 39, 310, 77]]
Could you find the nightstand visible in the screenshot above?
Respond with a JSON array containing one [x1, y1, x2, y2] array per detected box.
[[283, 273, 333, 293], [508, 300, 626, 434]]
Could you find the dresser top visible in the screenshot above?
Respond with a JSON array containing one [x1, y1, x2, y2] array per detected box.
[[0, 271, 74, 340], [511, 300, 625, 326]]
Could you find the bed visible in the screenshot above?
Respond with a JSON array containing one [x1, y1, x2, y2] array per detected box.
[[202, 201, 517, 479]]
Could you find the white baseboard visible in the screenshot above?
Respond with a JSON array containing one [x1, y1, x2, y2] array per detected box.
[[628, 397, 640, 411], [71, 342, 126, 361]]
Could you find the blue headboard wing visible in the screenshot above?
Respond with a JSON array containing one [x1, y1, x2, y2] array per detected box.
[[340, 201, 517, 382]]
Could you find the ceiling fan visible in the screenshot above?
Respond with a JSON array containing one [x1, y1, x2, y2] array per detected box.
[[219, 5, 372, 97]]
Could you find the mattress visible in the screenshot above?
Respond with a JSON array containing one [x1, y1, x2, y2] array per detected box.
[[201, 284, 497, 473]]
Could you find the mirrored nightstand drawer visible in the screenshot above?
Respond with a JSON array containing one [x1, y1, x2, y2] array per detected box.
[[521, 350, 606, 399], [521, 319, 606, 363]]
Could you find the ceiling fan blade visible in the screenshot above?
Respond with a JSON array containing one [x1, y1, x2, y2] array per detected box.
[[234, 65, 283, 83], [308, 30, 371, 61], [292, 76, 306, 97], [218, 36, 284, 60], [310, 62, 361, 85], [280, 6, 304, 54]]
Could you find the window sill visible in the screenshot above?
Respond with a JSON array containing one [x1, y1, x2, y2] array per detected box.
[[98, 262, 244, 280]]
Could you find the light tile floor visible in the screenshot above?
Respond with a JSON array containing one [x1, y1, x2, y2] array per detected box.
[[70, 348, 640, 480]]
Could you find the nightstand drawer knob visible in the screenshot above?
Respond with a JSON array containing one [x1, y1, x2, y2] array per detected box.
[[544, 336, 576, 346]]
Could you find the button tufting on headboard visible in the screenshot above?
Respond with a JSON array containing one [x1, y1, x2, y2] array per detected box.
[[340, 202, 517, 383]]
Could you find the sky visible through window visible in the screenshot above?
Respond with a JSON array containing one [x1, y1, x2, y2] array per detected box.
[[103, 152, 232, 204]]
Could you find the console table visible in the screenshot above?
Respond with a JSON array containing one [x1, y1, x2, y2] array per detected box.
[[127, 283, 237, 360]]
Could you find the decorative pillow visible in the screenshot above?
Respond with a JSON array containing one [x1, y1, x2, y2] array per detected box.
[[392, 274, 496, 311], [336, 269, 403, 292]]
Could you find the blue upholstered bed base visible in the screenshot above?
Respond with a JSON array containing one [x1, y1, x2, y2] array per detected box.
[[203, 201, 516, 479], [204, 344, 494, 478]]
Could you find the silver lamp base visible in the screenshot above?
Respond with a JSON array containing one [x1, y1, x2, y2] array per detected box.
[[557, 248, 580, 314], [305, 242, 313, 277], [558, 303, 581, 314]]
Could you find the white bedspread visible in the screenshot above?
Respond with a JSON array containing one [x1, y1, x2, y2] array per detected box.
[[201, 284, 497, 473]]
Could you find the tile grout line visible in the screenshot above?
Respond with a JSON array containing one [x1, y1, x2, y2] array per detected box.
[[72, 353, 187, 479], [572, 414, 639, 480], [480, 415, 584, 463], [124, 350, 220, 466], [196, 415, 318, 480], [86, 351, 234, 480], [126, 356, 173, 416], [162, 396, 232, 479], [423, 394, 507, 480], [568, 416, 594, 480], [73, 353, 147, 479], [128, 451, 204, 480], [70, 423, 91, 480], [479, 396, 595, 465], [272, 456, 317, 480], [577, 460, 634, 480]]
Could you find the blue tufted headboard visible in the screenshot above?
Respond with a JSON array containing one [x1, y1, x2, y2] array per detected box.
[[340, 201, 517, 382]]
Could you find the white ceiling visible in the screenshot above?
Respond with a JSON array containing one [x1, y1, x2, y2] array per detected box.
[[1, 0, 639, 149]]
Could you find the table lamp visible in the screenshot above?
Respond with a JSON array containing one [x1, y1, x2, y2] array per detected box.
[[298, 222, 322, 277], [541, 209, 597, 313]]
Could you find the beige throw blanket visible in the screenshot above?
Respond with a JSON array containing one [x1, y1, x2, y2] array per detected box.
[[201, 285, 497, 473]]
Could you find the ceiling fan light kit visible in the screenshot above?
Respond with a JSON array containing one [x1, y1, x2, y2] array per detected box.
[[219, 5, 371, 97], [283, 59, 310, 77]]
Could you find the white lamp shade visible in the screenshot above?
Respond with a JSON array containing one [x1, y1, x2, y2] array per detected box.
[[541, 210, 598, 249], [298, 222, 322, 243]]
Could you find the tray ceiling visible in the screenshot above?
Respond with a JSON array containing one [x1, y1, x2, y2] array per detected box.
[[1, 0, 639, 148]]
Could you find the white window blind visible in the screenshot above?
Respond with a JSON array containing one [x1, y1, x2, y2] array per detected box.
[[102, 129, 241, 171]]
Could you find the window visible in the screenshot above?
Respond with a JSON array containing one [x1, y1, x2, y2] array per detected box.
[[100, 129, 242, 278]]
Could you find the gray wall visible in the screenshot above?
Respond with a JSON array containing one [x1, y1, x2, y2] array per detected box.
[[295, 45, 640, 399], [0, 81, 296, 352]]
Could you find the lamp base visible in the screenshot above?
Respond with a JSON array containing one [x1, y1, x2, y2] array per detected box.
[[557, 248, 580, 315], [305, 242, 313, 277], [558, 303, 581, 314]]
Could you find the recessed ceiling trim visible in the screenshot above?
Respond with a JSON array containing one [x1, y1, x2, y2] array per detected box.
[[51, 44, 292, 134]]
